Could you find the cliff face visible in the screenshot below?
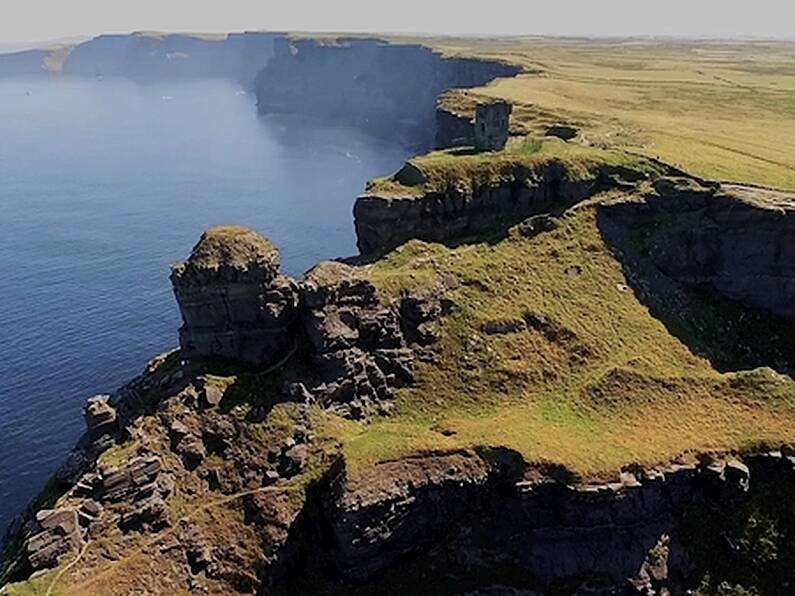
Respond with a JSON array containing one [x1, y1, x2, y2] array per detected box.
[[0, 50, 50, 76], [61, 32, 280, 87], [280, 450, 792, 595], [601, 180, 795, 322], [255, 37, 521, 148], [354, 160, 650, 255]]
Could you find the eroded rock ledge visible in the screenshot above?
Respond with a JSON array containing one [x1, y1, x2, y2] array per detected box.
[[600, 178, 795, 322], [170, 226, 447, 419], [282, 449, 794, 595], [354, 159, 655, 255]]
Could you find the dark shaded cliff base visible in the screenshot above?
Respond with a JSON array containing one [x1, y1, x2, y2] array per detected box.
[[4, 34, 795, 596]]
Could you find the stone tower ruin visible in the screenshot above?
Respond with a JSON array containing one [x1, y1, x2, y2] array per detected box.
[[474, 100, 512, 152]]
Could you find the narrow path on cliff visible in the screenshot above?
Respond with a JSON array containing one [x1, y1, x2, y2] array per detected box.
[[47, 484, 288, 595]]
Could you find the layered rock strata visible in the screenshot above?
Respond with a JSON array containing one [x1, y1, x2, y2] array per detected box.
[[354, 161, 645, 255], [256, 37, 521, 148], [276, 450, 793, 594], [601, 179, 795, 321], [170, 226, 299, 367]]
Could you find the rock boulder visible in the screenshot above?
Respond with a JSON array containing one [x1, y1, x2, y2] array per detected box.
[[170, 226, 298, 366]]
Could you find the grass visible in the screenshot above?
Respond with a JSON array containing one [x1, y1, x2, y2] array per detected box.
[[342, 206, 795, 480], [415, 38, 795, 190], [365, 137, 665, 197]]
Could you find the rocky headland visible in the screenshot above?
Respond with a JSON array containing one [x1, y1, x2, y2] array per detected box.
[[3, 33, 795, 596]]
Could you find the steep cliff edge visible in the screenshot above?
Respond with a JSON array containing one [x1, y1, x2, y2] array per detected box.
[[62, 32, 280, 87], [354, 140, 667, 255], [0, 32, 281, 87], [599, 179, 795, 324], [255, 37, 521, 148]]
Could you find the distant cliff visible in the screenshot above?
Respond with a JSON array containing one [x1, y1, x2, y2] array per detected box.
[[255, 37, 521, 148], [62, 32, 280, 88], [0, 32, 282, 88]]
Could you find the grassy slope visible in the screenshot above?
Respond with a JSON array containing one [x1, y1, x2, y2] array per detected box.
[[417, 37, 795, 190], [6, 37, 795, 595], [365, 136, 664, 197], [341, 206, 795, 481]]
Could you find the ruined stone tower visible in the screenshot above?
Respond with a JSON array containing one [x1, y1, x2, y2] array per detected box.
[[474, 100, 512, 151]]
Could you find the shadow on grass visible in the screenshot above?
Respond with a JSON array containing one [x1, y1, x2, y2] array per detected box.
[[597, 209, 795, 375]]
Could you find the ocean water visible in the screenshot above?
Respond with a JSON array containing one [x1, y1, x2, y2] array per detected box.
[[0, 76, 411, 534]]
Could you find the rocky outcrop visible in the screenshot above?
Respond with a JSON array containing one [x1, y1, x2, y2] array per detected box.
[[23, 508, 83, 571], [601, 179, 795, 321], [296, 261, 416, 418], [170, 228, 447, 415], [83, 394, 118, 438], [256, 37, 521, 149], [354, 160, 647, 255], [170, 226, 299, 367]]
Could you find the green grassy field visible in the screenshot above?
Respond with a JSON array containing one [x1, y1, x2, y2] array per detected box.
[[5, 35, 795, 596], [416, 37, 795, 190], [339, 206, 795, 481]]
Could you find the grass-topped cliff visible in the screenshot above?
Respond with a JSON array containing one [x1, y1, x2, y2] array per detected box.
[[4, 35, 795, 596], [352, 204, 795, 480], [419, 37, 795, 191], [365, 137, 664, 198]]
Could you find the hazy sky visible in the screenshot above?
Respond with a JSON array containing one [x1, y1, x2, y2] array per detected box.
[[2, 0, 794, 47]]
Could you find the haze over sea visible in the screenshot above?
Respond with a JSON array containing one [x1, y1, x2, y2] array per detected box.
[[0, 76, 410, 533]]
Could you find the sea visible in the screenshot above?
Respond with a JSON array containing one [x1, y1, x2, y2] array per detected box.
[[0, 76, 411, 534]]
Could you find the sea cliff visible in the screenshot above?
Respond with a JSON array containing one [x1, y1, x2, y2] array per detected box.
[[255, 37, 521, 148], [3, 34, 795, 596]]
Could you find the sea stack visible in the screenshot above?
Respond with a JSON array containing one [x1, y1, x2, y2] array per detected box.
[[170, 226, 298, 366]]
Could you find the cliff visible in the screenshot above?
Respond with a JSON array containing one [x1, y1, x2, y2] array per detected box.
[[600, 179, 795, 324], [5, 34, 795, 596], [255, 37, 521, 148], [62, 32, 280, 87], [354, 141, 667, 255], [0, 32, 281, 87]]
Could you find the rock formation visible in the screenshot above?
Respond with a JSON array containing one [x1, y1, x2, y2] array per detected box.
[[170, 226, 298, 367], [23, 509, 83, 571], [83, 395, 118, 439], [354, 160, 648, 255], [169, 229, 447, 416], [601, 179, 795, 321], [297, 261, 416, 418], [255, 37, 521, 148]]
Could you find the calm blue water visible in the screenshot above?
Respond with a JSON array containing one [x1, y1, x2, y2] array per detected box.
[[0, 76, 410, 534]]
